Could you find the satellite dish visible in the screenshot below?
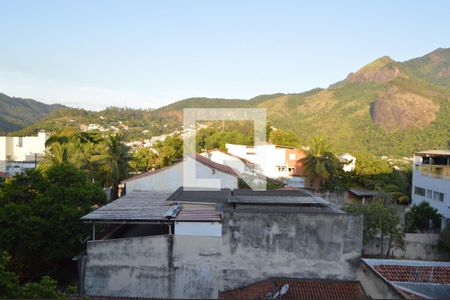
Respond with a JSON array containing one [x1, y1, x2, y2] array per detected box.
[[280, 284, 289, 296], [272, 284, 289, 299]]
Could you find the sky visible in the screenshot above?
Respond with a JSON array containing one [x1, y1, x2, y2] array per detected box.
[[0, 1, 449, 111]]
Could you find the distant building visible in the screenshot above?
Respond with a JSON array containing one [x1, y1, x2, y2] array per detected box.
[[225, 144, 307, 185], [339, 153, 356, 172], [412, 150, 450, 229], [0, 131, 49, 174], [122, 154, 240, 193], [200, 149, 256, 175]]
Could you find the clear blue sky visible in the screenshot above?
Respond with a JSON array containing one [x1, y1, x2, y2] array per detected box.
[[0, 0, 449, 110]]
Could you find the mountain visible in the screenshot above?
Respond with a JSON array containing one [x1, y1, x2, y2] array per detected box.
[[0, 93, 65, 134], [6, 48, 450, 156], [151, 48, 450, 156]]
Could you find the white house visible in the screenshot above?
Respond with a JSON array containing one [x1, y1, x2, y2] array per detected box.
[[0, 131, 49, 173], [412, 150, 450, 229], [225, 144, 306, 181], [339, 153, 356, 172], [200, 149, 255, 175], [122, 154, 239, 193]]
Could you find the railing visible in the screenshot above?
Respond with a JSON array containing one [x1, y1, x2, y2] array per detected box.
[[419, 165, 450, 180]]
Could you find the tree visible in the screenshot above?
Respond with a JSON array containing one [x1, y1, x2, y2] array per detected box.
[[405, 201, 442, 233], [0, 165, 106, 282], [269, 129, 301, 147], [130, 147, 158, 173], [301, 136, 339, 192], [343, 196, 405, 257], [0, 252, 19, 299], [383, 169, 412, 204], [91, 134, 131, 197]]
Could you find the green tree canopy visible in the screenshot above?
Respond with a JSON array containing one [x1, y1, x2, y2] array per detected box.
[[0, 165, 106, 282]]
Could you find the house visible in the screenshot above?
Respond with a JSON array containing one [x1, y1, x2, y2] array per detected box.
[[200, 149, 256, 174], [225, 143, 307, 184], [0, 131, 49, 174], [412, 150, 450, 229], [347, 187, 378, 204], [360, 258, 450, 299], [339, 153, 356, 172], [78, 189, 363, 299], [122, 154, 239, 193]]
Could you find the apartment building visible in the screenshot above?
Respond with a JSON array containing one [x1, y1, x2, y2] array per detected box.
[[225, 144, 306, 183], [0, 131, 49, 174], [412, 150, 450, 229]]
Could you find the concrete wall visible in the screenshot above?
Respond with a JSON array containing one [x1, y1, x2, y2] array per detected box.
[[125, 159, 238, 193], [175, 221, 222, 237], [364, 233, 450, 261], [83, 210, 363, 299], [356, 261, 402, 299]]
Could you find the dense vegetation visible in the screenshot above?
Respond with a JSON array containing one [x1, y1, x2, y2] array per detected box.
[[0, 93, 64, 135], [0, 164, 106, 297]]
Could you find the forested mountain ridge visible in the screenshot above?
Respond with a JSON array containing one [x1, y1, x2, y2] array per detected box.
[[0, 93, 65, 134], [4, 48, 450, 156]]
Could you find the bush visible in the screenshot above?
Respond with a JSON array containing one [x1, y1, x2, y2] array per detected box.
[[19, 276, 63, 299], [0, 252, 20, 299], [405, 201, 442, 233]]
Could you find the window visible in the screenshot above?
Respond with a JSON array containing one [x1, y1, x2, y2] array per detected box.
[[276, 166, 287, 172], [433, 191, 445, 202], [246, 151, 256, 155], [414, 186, 426, 196], [289, 153, 296, 160], [427, 189, 433, 199], [288, 167, 295, 173], [18, 137, 23, 148]]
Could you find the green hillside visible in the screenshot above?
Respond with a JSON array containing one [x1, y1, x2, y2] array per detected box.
[[5, 48, 450, 156], [0, 93, 65, 134]]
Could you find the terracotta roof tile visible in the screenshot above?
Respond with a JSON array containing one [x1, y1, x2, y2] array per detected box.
[[374, 265, 450, 284], [219, 278, 367, 300]]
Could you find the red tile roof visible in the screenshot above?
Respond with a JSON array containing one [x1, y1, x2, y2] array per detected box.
[[219, 278, 367, 300], [374, 265, 450, 284]]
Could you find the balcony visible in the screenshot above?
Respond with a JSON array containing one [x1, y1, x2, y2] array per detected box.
[[420, 165, 450, 180]]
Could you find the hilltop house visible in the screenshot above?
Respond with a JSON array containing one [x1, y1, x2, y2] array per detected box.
[[412, 150, 450, 229], [0, 131, 49, 174], [225, 143, 307, 185], [122, 154, 240, 193], [78, 188, 363, 299]]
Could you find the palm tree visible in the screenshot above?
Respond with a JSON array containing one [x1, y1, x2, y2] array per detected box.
[[40, 142, 71, 169], [91, 134, 131, 199], [301, 136, 338, 193], [384, 169, 412, 204]]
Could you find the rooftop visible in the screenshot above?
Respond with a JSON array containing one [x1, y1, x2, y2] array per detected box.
[[415, 150, 450, 157], [349, 187, 378, 197], [122, 154, 239, 183], [167, 187, 231, 204], [219, 278, 367, 300], [363, 258, 450, 299], [81, 191, 172, 222], [229, 189, 330, 206]]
